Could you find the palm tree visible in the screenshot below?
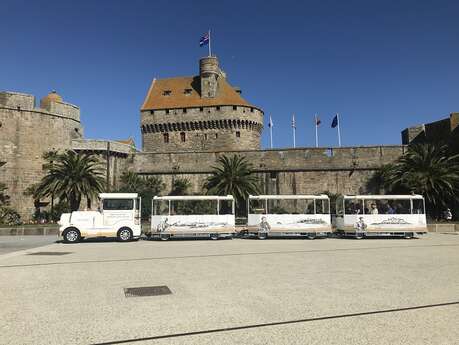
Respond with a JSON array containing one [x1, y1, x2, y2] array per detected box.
[[169, 178, 191, 196], [204, 154, 260, 215], [117, 172, 165, 219], [118, 171, 145, 192], [42, 150, 59, 213], [0, 183, 10, 206], [34, 151, 105, 211], [382, 144, 459, 218]]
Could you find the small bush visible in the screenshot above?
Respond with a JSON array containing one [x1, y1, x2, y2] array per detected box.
[[0, 207, 22, 226]]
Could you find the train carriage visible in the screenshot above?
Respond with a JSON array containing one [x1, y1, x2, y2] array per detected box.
[[334, 195, 428, 239], [148, 195, 235, 240], [247, 195, 332, 239]]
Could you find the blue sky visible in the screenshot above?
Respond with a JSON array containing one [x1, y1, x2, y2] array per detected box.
[[1, 0, 458, 149]]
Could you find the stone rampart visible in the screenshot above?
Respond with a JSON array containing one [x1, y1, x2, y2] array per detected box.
[[131, 145, 405, 196]]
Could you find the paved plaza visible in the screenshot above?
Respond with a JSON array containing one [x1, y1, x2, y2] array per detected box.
[[0, 233, 458, 345]]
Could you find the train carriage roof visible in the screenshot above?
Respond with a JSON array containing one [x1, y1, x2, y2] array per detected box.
[[248, 194, 329, 200], [342, 195, 424, 200]]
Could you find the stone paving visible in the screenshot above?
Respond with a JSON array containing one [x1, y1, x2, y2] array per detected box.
[[0, 233, 458, 344]]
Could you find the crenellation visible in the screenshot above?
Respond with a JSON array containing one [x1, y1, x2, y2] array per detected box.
[[0, 92, 35, 110]]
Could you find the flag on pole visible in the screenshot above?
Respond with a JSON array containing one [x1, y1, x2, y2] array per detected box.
[[331, 115, 339, 128], [291, 114, 296, 128], [331, 113, 342, 147], [199, 32, 210, 46], [314, 114, 320, 148], [268, 115, 273, 128], [315, 115, 321, 126]]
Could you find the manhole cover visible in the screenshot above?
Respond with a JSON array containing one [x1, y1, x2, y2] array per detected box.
[[27, 252, 72, 256], [124, 286, 172, 298]]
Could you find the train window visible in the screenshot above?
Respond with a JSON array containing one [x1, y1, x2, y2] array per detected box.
[[170, 200, 217, 215], [249, 199, 266, 214], [345, 199, 363, 214], [315, 199, 330, 214], [103, 199, 134, 211], [412, 199, 425, 214], [219, 200, 233, 215], [154, 200, 169, 216]]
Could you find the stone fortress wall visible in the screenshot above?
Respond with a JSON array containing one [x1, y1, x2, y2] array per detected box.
[[131, 145, 405, 197], [0, 89, 407, 221], [0, 91, 83, 218], [402, 112, 459, 152]]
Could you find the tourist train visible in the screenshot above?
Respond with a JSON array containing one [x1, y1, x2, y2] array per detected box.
[[58, 193, 428, 243]]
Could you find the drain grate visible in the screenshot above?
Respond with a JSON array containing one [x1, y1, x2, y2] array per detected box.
[[124, 285, 172, 298], [27, 252, 72, 256]]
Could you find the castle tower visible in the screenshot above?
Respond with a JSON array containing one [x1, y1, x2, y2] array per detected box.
[[140, 56, 264, 153], [0, 90, 83, 219], [199, 57, 220, 98]]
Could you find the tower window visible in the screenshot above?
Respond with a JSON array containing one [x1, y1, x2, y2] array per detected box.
[[166, 109, 170, 114], [200, 107, 204, 112], [162, 90, 172, 96], [183, 108, 187, 114], [236, 131, 240, 138], [233, 106, 237, 111], [150, 110, 155, 115], [250, 108, 254, 112], [216, 106, 221, 111], [204, 133, 208, 140], [163, 133, 169, 143], [180, 132, 186, 142], [215, 133, 218, 139]]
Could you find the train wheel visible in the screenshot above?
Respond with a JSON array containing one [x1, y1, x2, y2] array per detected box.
[[160, 234, 170, 241], [210, 233, 219, 240], [258, 232, 267, 240]]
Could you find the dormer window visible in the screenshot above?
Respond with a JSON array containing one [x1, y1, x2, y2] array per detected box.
[[184, 88, 192, 95], [162, 90, 172, 96]]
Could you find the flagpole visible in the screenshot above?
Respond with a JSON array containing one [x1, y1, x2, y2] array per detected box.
[[337, 113, 342, 147], [208, 29, 212, 57], [270, 125, 273, 149], [315, 114, 319, 148], [292, 114, 296, 148]]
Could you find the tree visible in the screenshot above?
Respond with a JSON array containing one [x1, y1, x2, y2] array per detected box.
[[42, 149, 60, 214], [0, 183, 10, 207], [321, 191, 341, 215], [169, 178, 191, 196], [34, 151, 105, 211], [203, 154, 260, 215], [381, 144, 459, 218], [118, 171, 145, 193], [117, 172, 165, 219]]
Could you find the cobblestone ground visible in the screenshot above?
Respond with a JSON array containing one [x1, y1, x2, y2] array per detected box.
[[0, 233, 458, 345]]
